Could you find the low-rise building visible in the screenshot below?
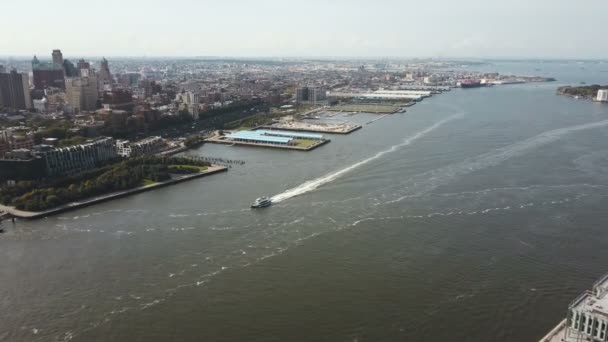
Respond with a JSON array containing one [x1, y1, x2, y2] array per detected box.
[[0, 128, 35, 156], [33, 97, 49, 112], [116, 136, 165, 157], [35, 137, 117, 176], [0, 149, 46, 182], [76, 120, 105, 137]]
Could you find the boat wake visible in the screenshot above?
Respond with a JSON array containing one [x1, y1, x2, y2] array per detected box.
[[270, 114, 463, 203], [385, 117, 608, 204]]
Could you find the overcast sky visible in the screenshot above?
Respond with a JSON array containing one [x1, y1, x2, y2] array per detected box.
[[3, 0, 606, 58]]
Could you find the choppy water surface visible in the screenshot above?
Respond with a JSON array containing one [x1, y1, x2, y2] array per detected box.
[[2, 62, 608, 341]]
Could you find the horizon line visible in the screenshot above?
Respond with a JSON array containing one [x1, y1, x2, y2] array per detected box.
[[1, 55, 607, 61]]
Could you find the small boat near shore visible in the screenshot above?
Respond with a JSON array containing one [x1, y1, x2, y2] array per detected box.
[[251, 196, 272, 209]]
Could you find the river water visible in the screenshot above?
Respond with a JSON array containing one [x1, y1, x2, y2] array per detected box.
[[2, 61, 608, 341]]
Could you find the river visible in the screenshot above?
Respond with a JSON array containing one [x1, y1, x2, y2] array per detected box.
[[2, 60, 608, 341]]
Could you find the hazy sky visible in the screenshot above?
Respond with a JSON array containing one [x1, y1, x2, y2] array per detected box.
[[3, 0, 606, 58]]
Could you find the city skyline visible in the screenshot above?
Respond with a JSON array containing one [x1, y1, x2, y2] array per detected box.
[[3, 0, 607, 59]]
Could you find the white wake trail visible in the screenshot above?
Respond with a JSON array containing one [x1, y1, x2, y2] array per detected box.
[[271, 114, 463, 203], [385, 117, 608, 204]]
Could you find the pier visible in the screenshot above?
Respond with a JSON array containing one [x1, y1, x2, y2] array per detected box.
[[206, 135, 329, 151], [259, 122, 362, 134]]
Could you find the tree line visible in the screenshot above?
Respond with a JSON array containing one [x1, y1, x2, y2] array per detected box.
[[558, 85, 608, 98], [0, 156, 211, 212]]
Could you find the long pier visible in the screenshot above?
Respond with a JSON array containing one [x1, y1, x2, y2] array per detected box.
[[258, 124, 361, 135], [206, 136, 330, 151]]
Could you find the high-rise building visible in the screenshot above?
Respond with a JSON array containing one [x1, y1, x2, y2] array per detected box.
[[117, 72, 141, 87], [32, 55, 65, 89], [98, 57, 112, 89], [65, 70, 99, 112], [295, 87, 309, 104], [77, 59, 90, 73], [52, 49, 64, 68], [295, 86, 326, 104], [0, 65, 5, 73], [596, 89, 608, 102], [63, 59, 78, 77], [176, 91, 200, 119], [309, 86, 327, 104], [0, 69, 32, 110]]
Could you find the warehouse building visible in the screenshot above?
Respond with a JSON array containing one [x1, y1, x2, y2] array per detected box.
[[225, 131, 293, 145]]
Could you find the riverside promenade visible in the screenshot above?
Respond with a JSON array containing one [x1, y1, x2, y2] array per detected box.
[[0, 165, 227, 220]]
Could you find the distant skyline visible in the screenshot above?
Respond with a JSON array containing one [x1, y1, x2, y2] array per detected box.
[[3, 0, 607, 59]]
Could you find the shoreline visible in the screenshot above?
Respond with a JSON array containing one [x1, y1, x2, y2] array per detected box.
[[0, 165, 227, 220]]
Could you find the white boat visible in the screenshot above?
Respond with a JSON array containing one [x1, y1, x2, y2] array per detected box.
[[251, 196, 272, 209]]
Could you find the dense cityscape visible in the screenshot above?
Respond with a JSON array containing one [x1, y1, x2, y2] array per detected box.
[[3, 18, 608, 342], [0, 50, 559, 217]]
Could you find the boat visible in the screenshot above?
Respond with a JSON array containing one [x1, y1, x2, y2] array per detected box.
[[459, 80, 484, 88], [251, 196, 272, 209]]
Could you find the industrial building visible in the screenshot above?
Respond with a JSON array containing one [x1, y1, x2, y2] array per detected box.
[[255, 129, 323, 140], [225, 131, 294, 145], [224, 129, 325, 146]]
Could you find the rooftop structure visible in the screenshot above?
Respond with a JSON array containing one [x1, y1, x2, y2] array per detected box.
[[225, 131, 293, 145], [540, 272, 608, 342], [255, 129, 323, 140]]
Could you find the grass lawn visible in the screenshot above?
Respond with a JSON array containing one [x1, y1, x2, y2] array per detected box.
[[142, 179, 158, 186], [293, 139, 318, 148]]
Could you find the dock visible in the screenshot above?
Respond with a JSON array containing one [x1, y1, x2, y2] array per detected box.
[[206, 135, 329, 151], [259, 123, 361, 135]]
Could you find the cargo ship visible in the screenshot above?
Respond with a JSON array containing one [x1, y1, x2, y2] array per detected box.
[[459, 79, 484, 88]]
